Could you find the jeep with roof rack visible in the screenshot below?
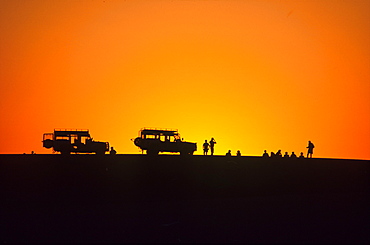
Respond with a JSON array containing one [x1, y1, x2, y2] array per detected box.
[[42, 129, 109, 155], [133, 128, 197, 155]]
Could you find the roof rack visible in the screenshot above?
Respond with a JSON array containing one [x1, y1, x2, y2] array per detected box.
[[140, 127, 179, 136], [142, 127, 178, 132], [54, 128, 89, 132], [54, 129, 90, 137]]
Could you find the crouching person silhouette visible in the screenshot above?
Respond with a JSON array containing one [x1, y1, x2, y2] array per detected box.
[[110, 147, 116, 155]]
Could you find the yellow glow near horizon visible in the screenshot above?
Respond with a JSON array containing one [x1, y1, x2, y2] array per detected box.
[[0, 0, 369, 159]]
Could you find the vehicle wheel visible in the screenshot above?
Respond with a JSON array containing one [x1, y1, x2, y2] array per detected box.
[[181, 151, 193, 156], [96, 150, 105, 155], [147, 149, 159, 156], [60, 144, 71, 155]]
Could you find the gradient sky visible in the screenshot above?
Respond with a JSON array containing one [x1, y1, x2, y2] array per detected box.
[[1, 0, 369, 159]]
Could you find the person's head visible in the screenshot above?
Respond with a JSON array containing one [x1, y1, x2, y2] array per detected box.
[[264, 150, 267, 153], [205, 140, 207, 143], [111, 147, 114, 150], [228, 150, 231, 153]]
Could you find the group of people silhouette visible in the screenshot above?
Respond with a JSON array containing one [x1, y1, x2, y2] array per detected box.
[[263, 150, 304, 159], [203, 138, 315, 158], [226, 150, 241, 157], [263, 141, 315, 159], [226, 150, 242, 157], [203, 138, 217, 155], [203, 138, 243, 156]]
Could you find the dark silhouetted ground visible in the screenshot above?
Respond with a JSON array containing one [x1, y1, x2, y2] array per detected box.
[[0, 154, 369, 243]]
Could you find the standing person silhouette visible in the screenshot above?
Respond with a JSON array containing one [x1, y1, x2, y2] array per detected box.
[[209, 138, 217, 156], [307, 141, 315, 158], [203, 140, 209, 155]]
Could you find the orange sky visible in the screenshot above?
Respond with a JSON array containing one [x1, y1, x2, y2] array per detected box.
[[1, 0, 369, 159]]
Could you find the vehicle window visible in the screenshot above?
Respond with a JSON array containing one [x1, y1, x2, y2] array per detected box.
[[71, 135, 78, 143], [56, 136, 69, 140], [80, 137, 87, 144], [43, 134, 53, 140]]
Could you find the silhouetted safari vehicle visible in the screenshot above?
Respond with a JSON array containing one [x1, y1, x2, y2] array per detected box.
[[133, 128, 197, 155], [42, 129, 109, 155]]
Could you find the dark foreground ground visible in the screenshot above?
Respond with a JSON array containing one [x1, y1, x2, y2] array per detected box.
[[0, 154, 369, 243]]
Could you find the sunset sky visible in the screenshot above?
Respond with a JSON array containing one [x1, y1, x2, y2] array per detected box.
[[1, 0, 369, 159]]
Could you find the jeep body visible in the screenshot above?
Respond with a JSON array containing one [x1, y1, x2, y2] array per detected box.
[[133, 128, 197, 155], [42, 129, 109, 155]]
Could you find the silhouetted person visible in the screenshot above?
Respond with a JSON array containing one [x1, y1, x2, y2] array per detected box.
[[284, 152, 289, 158], [110, 147, 116, 155], [291, 152, 297, 159], [209, 138, 217, 155], [236, 150, 241, 157], [263, 150, 269, 158], [299, 152, 305, 159], [203, 140, 209, 155], [226, 150, 231, 157], [270, 152, 275, 158], [307, 141, 315, 158], [276, 150, 282, 158]]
